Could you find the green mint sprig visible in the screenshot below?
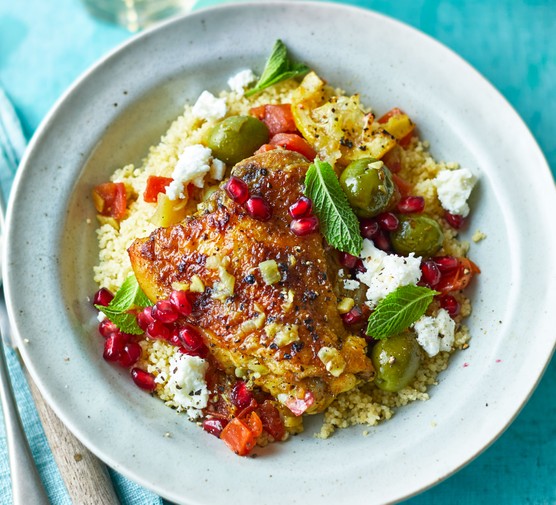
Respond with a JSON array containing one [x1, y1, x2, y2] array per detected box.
[[366, 285, 438, 340], [244, 39, 309, 97], [95, 275, 153, 335], [304, 159, 362, 256]]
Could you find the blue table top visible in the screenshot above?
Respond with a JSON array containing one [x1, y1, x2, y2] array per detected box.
[[1, 0, 555, 504]]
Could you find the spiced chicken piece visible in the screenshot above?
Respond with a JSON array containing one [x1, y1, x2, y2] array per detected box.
[[129, 150, 373, 415]]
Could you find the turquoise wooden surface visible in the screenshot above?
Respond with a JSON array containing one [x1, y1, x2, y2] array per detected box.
[[0, 0, 554, 503]]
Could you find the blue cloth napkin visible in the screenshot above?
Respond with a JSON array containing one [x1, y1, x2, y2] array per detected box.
[[0, 88, 165, 504]]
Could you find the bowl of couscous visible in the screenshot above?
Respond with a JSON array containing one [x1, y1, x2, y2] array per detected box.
[[4, 2, 556, 504]]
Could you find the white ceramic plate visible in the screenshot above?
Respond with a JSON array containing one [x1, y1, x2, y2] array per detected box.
[[4, 2, 556, 504]]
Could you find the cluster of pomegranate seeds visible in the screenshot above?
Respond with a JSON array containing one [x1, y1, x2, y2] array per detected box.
[[289, 196, 319, 236], [130, 367, 156, 391], [338, 252, 366, 273], [230, 381, 255, 409], [202, 418, 228, 437], [341, 306, 364, 325], [397, 195, 425, 214], [444, 211, 465, 229], [438, 294, 461, 317], [93, 287, 114, 307], [359, 218, 392, 251], [99, 325, 142, 369], [225, 176, 273, 221]]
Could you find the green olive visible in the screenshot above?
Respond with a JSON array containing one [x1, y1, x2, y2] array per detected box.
[[339, 158, 399, 218], [390, 214, 444, 257], [206, 116, 269, 165], [370, 332, 420, 392]]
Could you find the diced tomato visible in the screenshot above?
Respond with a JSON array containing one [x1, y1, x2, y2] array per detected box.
[[392, 173, 413, 197], [382, 146, 402, 173], [258, 400, 285, 441], [250, 104, 297, 136], [143, 176, 173, 203], [254, 144, 278, 155], [269, 133, 316, 160], [434, 257, 481, 293], [220, 411, 262, 456], [92, 182, 127, 220]]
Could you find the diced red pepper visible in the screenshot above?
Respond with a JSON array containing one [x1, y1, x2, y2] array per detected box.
[[254, 144, 278, 155], [143, 176, 173, 203], [269, 133, 316, 161], [92, 182, 127, 220], [434, 257, 481, 293], [220, 411, 262, 456], [250, 104, 297, 136]]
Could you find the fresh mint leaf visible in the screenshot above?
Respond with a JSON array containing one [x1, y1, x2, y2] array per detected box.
[[245, 39, 309, 97], [366, 285, 438, 340], [304, 159, 362, 256], [95, 275, 153, 335]]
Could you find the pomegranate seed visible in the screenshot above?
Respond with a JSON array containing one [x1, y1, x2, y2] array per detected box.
[[288, 196, 313, 218], [245, 195, 272, 221], [339, 252, 359, 269], [98, 318, 118, 339], [444, 211, 465, 229], [377, 212, 399, 231], [225, 176, 249, 204], [355, 259, 367, 273], [231, 381, 255, 410], [179, 326, 204, 353], [203, 418, 228, 437], [290, 216, 319, 236], [103, 333, 126, 362], [118, 342, 142, 368], [372, 229, 391, 251], [342, 306, 363, 325], [433, 256, 459, 272], [420, 260, 441, 287], [130, 368, 156, 391], [93, 287, 114, 306], [439, 294, 460, 317], [151, 300, 179, 324], [180, 346, 209, 359], [137, 306, 155, 331], [169, 290, 192, 316], [360, 218, 379, 239], [397, 196, 425, 213], [146, 320, 170, 340]]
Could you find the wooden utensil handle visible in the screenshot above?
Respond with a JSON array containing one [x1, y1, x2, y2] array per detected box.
[[25, 372, 120, 505]]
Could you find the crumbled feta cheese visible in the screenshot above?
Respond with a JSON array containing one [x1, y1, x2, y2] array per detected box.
[[210, 158, 226, 181], [167, 144, 222, 199], [343, 279, 361, 291], [356, 239, 422, 307], [434, 168, 477, 217], [97, 311, 106, 322], [227, 69, 257, 96], [338, 269, 346, 278], [191, 90, 227, 121], [413, 308, 456, 357], [166, 354, 209, 420]]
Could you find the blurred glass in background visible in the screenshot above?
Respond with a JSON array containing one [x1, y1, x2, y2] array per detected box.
[[81, 0, 197, 31]]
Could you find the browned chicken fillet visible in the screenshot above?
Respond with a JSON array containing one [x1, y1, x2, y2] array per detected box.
[[129, 150, 373, 415]]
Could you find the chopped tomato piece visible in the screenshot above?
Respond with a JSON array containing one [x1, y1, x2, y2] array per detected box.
[[258, 400, 285, 441], [143, 176, 173, 203], [220, 411, 262, 456], [254, 143, 278, 155], [92, 182, 127, 220], [269, 133, 316, 160], [250, 104, 297, 136], [435, 257, 481, 293], [378, 107, 404, 124], [392, 173, 413, 197], [378, 108, 415, 148], [382, 146, 402, 174]]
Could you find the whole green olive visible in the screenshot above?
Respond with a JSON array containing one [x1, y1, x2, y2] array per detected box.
[[370, 331, 421, 392], [339, 158, 399, 218], [206, 116, 269, 165], [390, 214, 444, 257]]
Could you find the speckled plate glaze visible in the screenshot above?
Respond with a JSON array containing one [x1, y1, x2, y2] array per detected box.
[[4, 2, 556, 504]]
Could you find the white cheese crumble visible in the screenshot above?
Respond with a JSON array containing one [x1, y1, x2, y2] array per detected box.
[[227, 69, 257, 96], [165, 354, 209, 420], [166, 144, 225, 199], [413, 308, 456, 357], [356, 239, 422, 307], [191, 90, 227, 121], [343, 279, 361, 291], [434, 168, 477, 217]]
